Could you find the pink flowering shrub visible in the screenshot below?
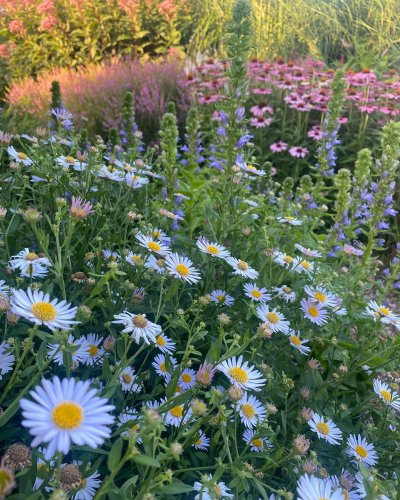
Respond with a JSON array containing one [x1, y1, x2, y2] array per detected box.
[[6, 58, 191, 140]]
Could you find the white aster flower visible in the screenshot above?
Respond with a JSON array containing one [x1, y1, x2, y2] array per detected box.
[[194, 475, 233, 500], [354, 472, 389, 500], [256, 304, 290, 333], [226, 257, 259, 279], [0, 341, 15, 380], [152, 354, 178, 379], [217, 355, 266, 392], [98, 165, 124, 182], [144, 255, 166, 273], [196, 237, 230, 259], [365, 300, 400, 328], [210, 289, 234, 306], [112, 312, 162, 344], [304, 285, 337, 308], [285, 330, 311, 355], [178, 368, 197, 390], [295, 244, 322, 257], [301, 298, 329, 326], [293, 256, 314, 274], [154, 333, 176, 354], [47, 334, 87, 366], [274, 285, 296, 302], [125, 252, 146, 267], [80, 333, 105, 366], [56, 155, 86, 171], [20, 377, 114, 460], [9, 248, 52, 278], [119, 366, 141, 393], [237, 393, 266, 428], [277, 215, 302, 225], [125, 173, 149, 189], [165, 253, 201, 284], [7, 146, 33, 166], [11, 288, 79, 331], [72, 466, 101, 500], [243, 429, 271, 452], [150, 228, 171, 246], [163, 399, 192, 427], [373, 378, 400, 410], [243, 283, 271, 302], [135, 233, 171, 255], [274, 252, 295, 268], [308, 413, 343, 445], [117, 408, 141, 439], [297, 474, 345, 500], [193, 430, 210, 450], [346, 434, 378, 467]]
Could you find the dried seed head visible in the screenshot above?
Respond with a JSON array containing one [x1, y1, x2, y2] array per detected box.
[[60, 464, 82, 491], [3, 443, 32, 470]]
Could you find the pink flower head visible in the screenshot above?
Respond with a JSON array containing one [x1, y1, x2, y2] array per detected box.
[[40, 15, 58, 31], [9, 19, 26, 36], [158, 0, 178, 19], [0, 44, 10, 59], [252, 87, 272, 95], [250, 116, 272, 128], [307, 126, 323, 140], [69, 196, 94, 220], [250, 103, 273, 117], [37, 0, 55, 14], [289, 146, 309, 158], [270, 141, 288, 153], [196, 362, 216, 387]]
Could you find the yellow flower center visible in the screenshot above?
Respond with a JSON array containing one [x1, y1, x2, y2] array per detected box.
[[131, 255, 141, 263], [194, 438, 202, 446], [237, 260, 249, 271], [290, 335, 301, 347], [17, 152, 28, 160], [31, 302, 57, 322], [131, 424, 139, 432], [152, 230, 161, 237], [283, 286, 292, 293], [122, 373, 132, 384], [316, 422, 330, 435], [300, 260, 311, 270], [170, 405, 183, 418], [156, 259, 165, 267], [25, 251, 39, 261], [148, 241, 161, 252], [378, 306, 390, 316], [246, 165, 256, 171], [285, 216, 294, 221], [132, 315, 148, 328], [251, 289, 262, 299], [65, 156, 75, 164], [241, 403, 255, 419], [283, 255, 293, 264], [314, 292, 326, 302], [251, 438, 263, 448], [181, 373, 192, 383], [175, 263, 190, 277], [88, 345, 98, 357], [52, 401, 83, 430], [355, 445, 368, 458], [160, 362, 167, 372], [156, 336, 166, 347], [267, 312, 279, 324], [228, 366, 249, 384], [308, 306, 319, 318], [342, 490, 350, 500], [380, 389, 392, 402], [217, 294, 225, 302], [206, 245, 219, 255], [214, 485, 222, 497], [0, 469, 13, 490]]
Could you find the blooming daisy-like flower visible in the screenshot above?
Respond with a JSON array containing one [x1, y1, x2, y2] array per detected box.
[[295, 244, 322, 258], [125, 252, 145, 267], [164, 253, 201, 284], [243, 429, 271, 452], [243, 283, 271, 302], [80, 333, 105, 366], [289, 146, 309, 158], [7, 146, 33, 166], [210, 289, 234, 306], [274, 252, 295, 268], [196, 237, 230, 259], [293, 257, 314, 274], [308, 414, 343, 445], [193, 430, 210, 450], [125, 173, 149, 189], [20, 376, 115, 460], [145, 255, 166, 274], [365, 300, 400, 327], [329, 473, 360, 500], [117, 408, 141, 439], [301, 298, 329, 326], [304, 285, 337, 308], [193, 475, 233, 500], [239, 163, 266, 176], [56, 155, 84, 171], [163, 399, 192, 427], [274, 285, 296, 302], [256, 304, 290, 333], [72, 466, 101, 500], [11, 288, 78, 331], [112, 312, 162, 344], [69, 196, 93, 220], [98, 165, 124, 182], [154, 333, 176, 354], [217, 356, 266, 392], [100, 249, 120, 261], [119, 366, 141, 393], [9, 248, 52, 278], [47, 334, 88, 366], [226, 257, 259, 279], [179, 368, 197, 390], [238, 393, 266, 428], [152, 354, 178, 379], [343, 244, 363, 257], [0, 341, 15, 380], [135, 233, 171, 255], [354, 472, 389, 500], [297, 474, 345, 500], [270, 141, 288, 153], [277, 215, 302, 225], [346, 434, 378, 467], [285, 330, 311, 355], [373, 379, 400, 410], [150, 228, 171, 246]]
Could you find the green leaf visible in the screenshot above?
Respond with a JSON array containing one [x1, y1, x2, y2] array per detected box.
[[107, 438, 123, 472], [131, 455, 160, 467], [162, 480, 194, 494]]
